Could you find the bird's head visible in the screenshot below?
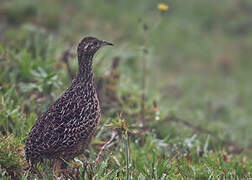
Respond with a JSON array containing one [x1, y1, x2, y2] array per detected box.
[[77, 36, 113, 56]]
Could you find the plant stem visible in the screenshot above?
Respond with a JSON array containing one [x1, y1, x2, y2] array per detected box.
[[124, 131, 130, 180], [141, 57, 146, 127]]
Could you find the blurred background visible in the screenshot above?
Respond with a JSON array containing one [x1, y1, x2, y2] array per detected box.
[[0, 0, 252, 179]]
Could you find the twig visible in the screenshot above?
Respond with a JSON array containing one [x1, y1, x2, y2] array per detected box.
[[112, 156, 121, 167], [95, 131, 117, 164], [140, 57, 146, 127]]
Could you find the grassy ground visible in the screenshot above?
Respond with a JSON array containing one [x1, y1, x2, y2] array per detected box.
[[0, 0, 252, 179]]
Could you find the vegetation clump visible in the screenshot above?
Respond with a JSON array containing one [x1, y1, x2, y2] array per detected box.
[[0, 135, 25, 179]]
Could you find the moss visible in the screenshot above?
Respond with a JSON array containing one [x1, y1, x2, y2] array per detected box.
[[0, 135, 25, 178]]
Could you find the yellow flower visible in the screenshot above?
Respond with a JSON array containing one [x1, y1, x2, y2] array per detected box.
[[158, 3, 169, 11]]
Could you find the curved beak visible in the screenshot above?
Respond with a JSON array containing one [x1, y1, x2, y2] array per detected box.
[[100, 40, 113, 46]]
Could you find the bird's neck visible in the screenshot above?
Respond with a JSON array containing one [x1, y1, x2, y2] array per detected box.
[[77, 53, 94, 83]]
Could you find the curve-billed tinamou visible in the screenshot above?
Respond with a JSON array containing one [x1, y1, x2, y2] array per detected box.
[[25, 37, 113, 174]]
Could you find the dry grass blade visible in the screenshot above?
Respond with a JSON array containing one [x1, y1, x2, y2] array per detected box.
[[95, 131, 117, 164]]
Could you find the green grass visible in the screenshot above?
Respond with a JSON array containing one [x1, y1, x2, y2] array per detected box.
[[0, 0, 252, 179]]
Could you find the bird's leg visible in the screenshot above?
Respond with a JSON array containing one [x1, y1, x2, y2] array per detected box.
[[54, 158, 65, 177], [88, 162, 94, 179], [81, 160, 94, 179], [75, 167, 80, 180]]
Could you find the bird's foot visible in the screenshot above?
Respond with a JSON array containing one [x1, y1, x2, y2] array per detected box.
[[60, 169, 76, 179], [54, 158, 95, 179], [81, 160, 94, 179]]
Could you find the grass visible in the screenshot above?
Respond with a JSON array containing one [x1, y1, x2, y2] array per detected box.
[[0, 0, 252, 179]]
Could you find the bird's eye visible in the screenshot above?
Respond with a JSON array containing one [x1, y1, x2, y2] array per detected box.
[[93, 42, 98, 46]]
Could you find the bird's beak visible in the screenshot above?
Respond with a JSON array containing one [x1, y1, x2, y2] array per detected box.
[[100, 40, 114, 46]]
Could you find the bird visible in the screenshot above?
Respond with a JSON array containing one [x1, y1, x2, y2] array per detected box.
[[25, 36, 113, 174]]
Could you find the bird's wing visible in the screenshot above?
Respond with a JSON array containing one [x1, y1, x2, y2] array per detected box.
[[27, 83, 89, 156], [26, 80, 100, 158]]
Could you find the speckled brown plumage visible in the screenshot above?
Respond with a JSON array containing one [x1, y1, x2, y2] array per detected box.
[[25, 37, 113, 167]]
